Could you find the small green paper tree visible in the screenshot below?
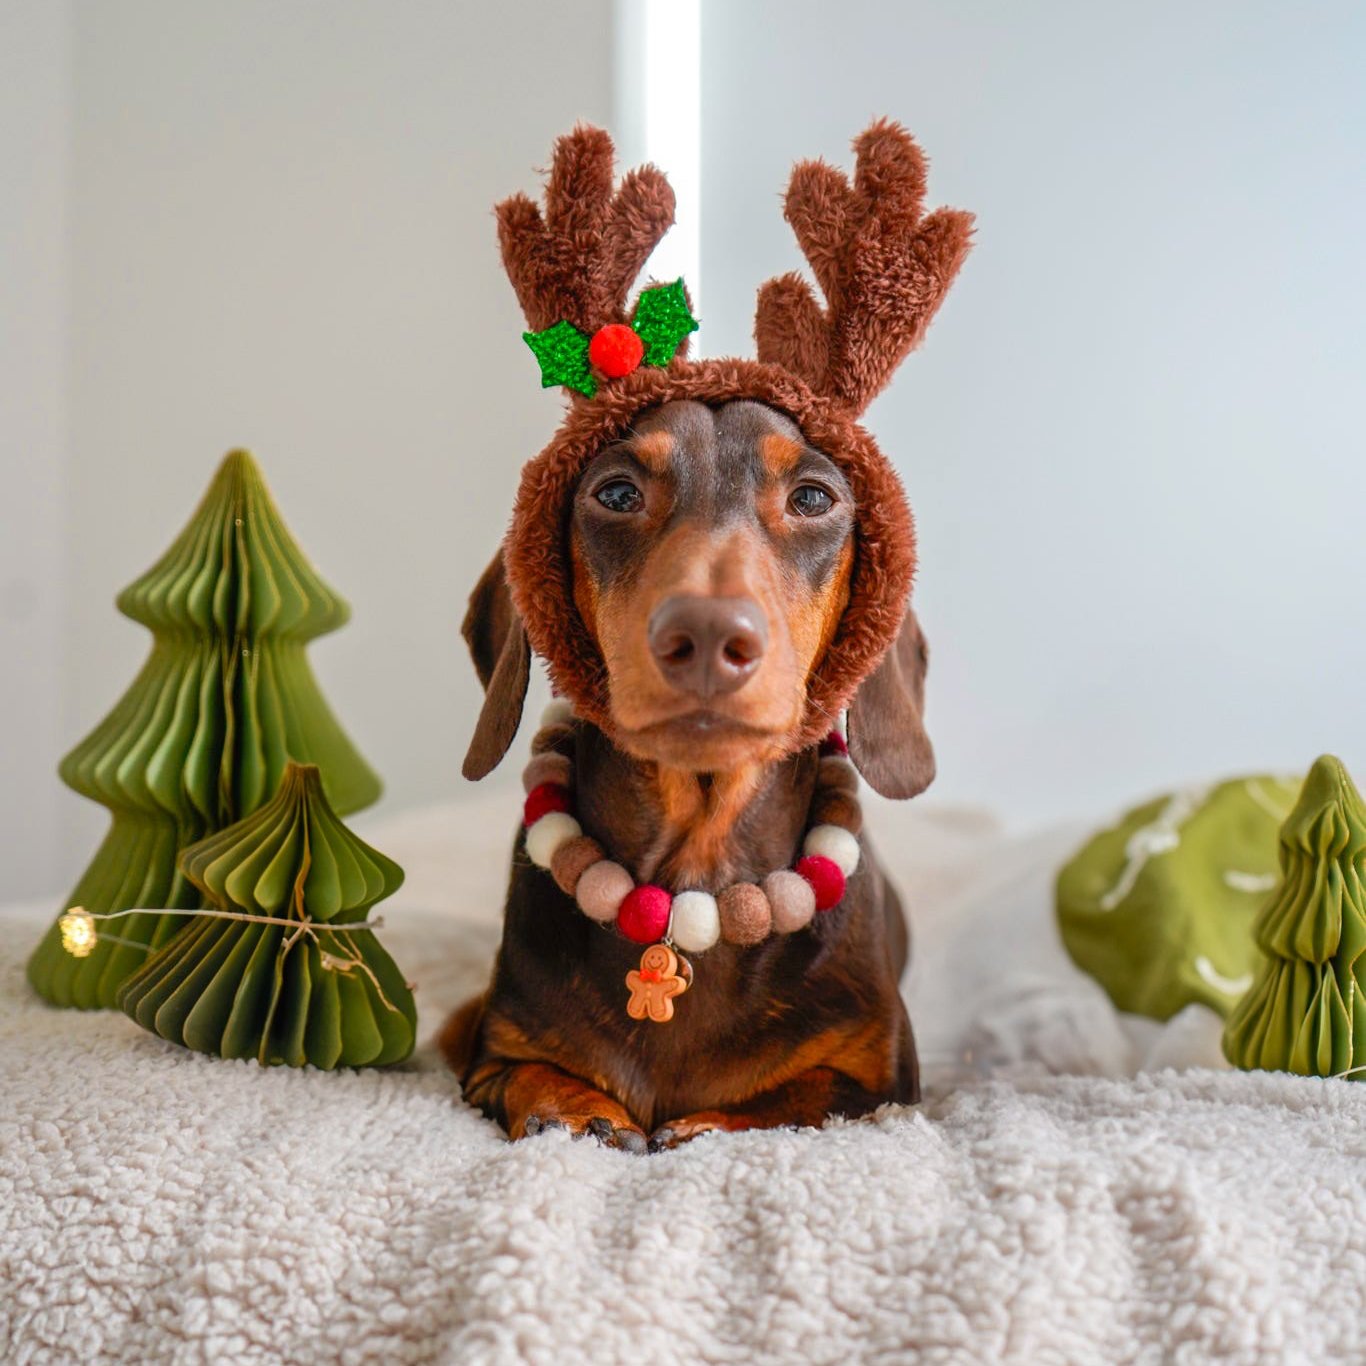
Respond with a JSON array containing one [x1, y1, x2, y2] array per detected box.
[[1223, 754, 1366, 1079], [118, 763, 415, 1069], [27, 449, 381, 1010]]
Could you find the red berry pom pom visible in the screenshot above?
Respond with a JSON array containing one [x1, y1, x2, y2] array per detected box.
[[796, 855, 846, 911], [617, 885, 672, 943], [589, 323, 645, 379], [819, 731, 849, 757], [523, 782, 571, 827]]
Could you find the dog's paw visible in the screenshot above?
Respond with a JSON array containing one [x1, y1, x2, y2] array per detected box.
[[647, 1114, 726, 1152], [518, 1113, 647, 1153]]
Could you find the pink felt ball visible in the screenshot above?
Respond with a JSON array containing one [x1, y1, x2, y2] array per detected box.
[[796, 855, 846, 912], [763, 869, 816, 933], [617, 885, 672, 944], [819, 730, 849, 757], [577, 860, 633, 923], [523, 782, 571, 827], [588, 323, 645, 379]]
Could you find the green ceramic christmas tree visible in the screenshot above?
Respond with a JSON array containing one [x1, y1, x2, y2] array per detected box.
[[1056, 774, 1300, 1020], [1223, 755, 1366, 1079], [118, 763, 415, 1069], [27, 449, 381, 1010]]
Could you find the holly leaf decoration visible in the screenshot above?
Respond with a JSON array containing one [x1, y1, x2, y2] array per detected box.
[[632, 280, 699, 366], [523, 320, 597, 397]]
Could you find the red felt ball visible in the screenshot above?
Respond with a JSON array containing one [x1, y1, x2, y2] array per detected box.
[[523, 782, 571, 827], [796, 855, 846, 912], [819, 730, 849, 757], [617, 885, 672, 944], [588, 323, 645, 379]]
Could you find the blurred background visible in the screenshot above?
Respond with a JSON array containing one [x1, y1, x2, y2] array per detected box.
[[3, 0, 1364, 902]]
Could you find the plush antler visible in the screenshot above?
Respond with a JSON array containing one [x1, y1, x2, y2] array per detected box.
[[496, 125, 676, 335], [755, 119, 974, 416]]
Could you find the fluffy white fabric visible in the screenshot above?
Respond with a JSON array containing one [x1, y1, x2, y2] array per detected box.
[[4, 790, 1365, 1364]]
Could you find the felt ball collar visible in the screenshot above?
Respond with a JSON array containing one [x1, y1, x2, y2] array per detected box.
[[519, 700, 863, 1024]]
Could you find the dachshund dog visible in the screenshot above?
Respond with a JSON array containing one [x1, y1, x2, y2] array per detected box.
[[441, 399, 933, 1151], [440, 119, 969, 1150]]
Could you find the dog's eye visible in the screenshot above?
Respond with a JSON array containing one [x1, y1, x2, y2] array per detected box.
[[788, 485, 834, 518], [595, 479, 643, 514]]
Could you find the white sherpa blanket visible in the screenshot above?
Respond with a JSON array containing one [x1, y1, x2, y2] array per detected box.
[[4, 790, 1365, 1364]]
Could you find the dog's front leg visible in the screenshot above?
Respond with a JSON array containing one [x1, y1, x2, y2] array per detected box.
[[466, 1056, 649, 1153], [648, 1065, 904, 1152], [439, 996, 649, 1151]]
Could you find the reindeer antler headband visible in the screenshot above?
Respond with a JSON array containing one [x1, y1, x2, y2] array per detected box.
[[493, 120, 973, 751]]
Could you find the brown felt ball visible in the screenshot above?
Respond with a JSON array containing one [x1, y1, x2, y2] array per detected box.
[[530, 722, 575, 756], [522, 751, 573, 795], [810, 790, 863, 836], [551, 836, 605, 897], [817, 756, 860, 797], [718, 883, 772, 946]]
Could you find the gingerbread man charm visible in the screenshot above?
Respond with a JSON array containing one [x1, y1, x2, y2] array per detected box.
[[625, 944, 690, 1023]]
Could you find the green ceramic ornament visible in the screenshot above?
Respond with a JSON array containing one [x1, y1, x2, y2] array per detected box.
[[1056, 773, 1301, 1021], [1223, 755, 1366, 1080], [118, 762, 415, 1069], [27, 450, 381, 1010]]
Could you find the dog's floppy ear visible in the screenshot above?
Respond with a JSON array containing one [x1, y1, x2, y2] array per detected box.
[[461, 550, 530, 780], [846, 607, 936, 799]]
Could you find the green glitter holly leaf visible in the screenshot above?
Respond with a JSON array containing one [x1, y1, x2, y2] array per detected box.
[[632, 280, 699, 367], [523, 320, 596, 398]]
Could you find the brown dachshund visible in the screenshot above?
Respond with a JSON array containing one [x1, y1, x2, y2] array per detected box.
[[442, 400, 934, 1151], [440, 121, 970, 1151]]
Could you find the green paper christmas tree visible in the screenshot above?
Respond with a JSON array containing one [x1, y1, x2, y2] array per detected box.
[[1223, 755, 1366, 1079], [118, 763, 415, 1069], [27, 449, 381, 1010]]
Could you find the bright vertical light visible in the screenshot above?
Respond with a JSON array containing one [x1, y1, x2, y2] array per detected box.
[[617, 0, 701, 349]]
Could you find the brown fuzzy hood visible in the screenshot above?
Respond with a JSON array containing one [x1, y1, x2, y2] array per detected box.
[[503, 358, 915, 748]]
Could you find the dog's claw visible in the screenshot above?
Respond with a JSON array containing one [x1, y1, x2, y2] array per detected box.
[[586, 1117, 614, 1143], [586, 1116, 647, 1153], [647, 1127, 675, 1154], [521, 1115, 568, 1139], [615, 1127, 648, 1155]]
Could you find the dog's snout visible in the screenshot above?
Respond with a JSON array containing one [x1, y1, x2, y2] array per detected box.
[[648, 595, 768, 698]]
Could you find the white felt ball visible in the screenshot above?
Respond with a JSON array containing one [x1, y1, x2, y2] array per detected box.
[[670, 890, 720, 954], [526, 812, 582, 869], [540, 698, 575, 729], [803, 824, 860, 878]]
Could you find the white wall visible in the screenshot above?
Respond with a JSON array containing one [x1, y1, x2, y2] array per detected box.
[[0, 1, 69, 899], [5, 3, 1365, 900], [700, 0, 1366, 827], [48, 0, 613, 889]]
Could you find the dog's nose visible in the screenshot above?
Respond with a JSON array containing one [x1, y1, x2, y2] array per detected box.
[[648, 595, 768, 698]]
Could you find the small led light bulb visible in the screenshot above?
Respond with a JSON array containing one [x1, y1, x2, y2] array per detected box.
[[59, 908, 98, 959]]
